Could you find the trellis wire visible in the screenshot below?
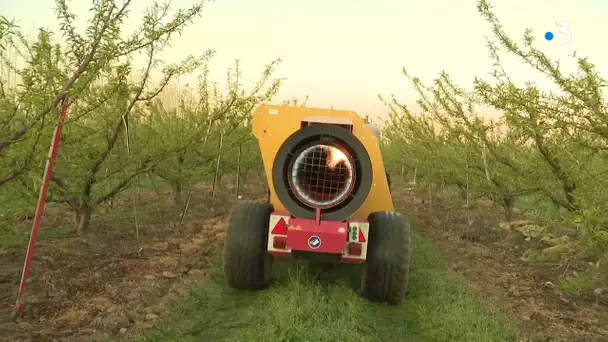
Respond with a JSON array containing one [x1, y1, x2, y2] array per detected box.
[[235, 144, 242, 200], [121, 116, 142, 257], [210, 130, 225, 213], [178, 116, 216, 228]]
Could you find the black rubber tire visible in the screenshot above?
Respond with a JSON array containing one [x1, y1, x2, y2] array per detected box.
[[272, 124, 373, 221], [223, 201, 274, 289], [360, 211, 411, 305]]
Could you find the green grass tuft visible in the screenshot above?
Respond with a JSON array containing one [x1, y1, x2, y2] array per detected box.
[[136, 219, 518, 342]]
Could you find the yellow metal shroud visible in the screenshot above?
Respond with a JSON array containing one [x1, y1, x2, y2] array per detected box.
[[252, 105, 394, 219]]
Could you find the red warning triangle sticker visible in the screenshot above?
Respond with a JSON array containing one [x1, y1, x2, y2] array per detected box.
[[358, 228, 366, 242], [271, 217, 288, 235]]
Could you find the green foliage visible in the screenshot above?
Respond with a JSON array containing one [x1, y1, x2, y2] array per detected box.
[[149, 59, 282, 202], [382, 0, 608, 283], [0, 0, 283, 232], [281, 94, 310, 107]]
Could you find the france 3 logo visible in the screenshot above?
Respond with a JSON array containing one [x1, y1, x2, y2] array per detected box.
[[544, 22, 571, 43]]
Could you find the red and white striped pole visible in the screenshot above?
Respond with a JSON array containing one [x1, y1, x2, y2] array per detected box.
[[12, 97, 70, 315]]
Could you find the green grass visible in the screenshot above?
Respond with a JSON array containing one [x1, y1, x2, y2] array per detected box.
[[515, 195, 564, 218], [0, 188, 39, 252], [0, 175, 170, 252], [0, 225, 69, 250], [135, 222, 518, 342]]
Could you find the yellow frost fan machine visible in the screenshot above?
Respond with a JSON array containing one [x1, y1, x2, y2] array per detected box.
[[223, 105, 411, 304]]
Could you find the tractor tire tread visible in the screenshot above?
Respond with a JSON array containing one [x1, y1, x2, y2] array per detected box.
[[361, 211, 411, 305], [223, 201, 273, 290]]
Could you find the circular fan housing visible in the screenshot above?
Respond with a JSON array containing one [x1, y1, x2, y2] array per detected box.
[[287, 143, 356, 209], [272, 124, 373, 221]]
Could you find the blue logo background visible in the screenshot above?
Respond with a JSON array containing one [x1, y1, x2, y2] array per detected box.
[[308, 235, 321, 249]]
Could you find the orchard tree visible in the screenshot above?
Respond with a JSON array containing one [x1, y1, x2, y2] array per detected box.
[[2, 0, 210, 232], [475, 0, 608, 245], [151, 59, 283, 203], [383, 0, 608, 252], [281, 95, 310, 107], [381, 71, 540, 221], [1, 0, 202, 186]]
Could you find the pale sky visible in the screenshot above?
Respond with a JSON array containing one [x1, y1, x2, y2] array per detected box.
[[2, 0, 607, 121]]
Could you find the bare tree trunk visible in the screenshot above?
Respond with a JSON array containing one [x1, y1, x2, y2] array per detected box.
[[72, 205, 92, 233], [503, 195, 515, 222], [171, 181, 183, 204], [149, 173, 162, 196], [457, 183, 468, 200], [105, 198, 114, 213]]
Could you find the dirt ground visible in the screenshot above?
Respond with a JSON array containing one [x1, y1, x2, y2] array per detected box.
[[0, 181, 267, 342], [1, 180, 606, 341], [391, 187, 608, 342]]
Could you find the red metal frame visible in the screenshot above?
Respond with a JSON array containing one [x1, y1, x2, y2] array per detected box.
[[12, 98, 70, 314], [287, 217, 347, 253], [267, 209, 367, 264]]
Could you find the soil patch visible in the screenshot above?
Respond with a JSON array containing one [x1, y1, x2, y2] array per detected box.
[[0, 181, 267, 342], [392, 187, 608, 341]]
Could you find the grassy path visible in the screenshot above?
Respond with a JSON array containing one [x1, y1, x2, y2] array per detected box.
[[136, 220, 518, 342]]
